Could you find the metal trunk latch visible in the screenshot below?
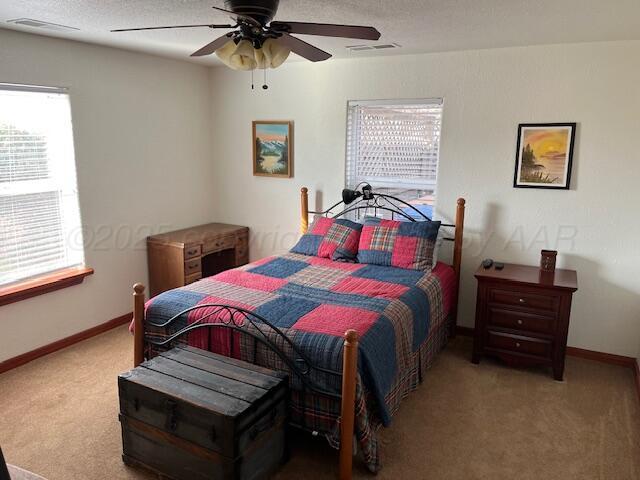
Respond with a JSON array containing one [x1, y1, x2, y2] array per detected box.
[[165, 399, 178, 431], [249, 408, 278, 440]]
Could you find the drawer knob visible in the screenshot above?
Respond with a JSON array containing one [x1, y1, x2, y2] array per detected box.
[[187, 249, 197, 255], [518, 298, 526, 304], [517, 319, 523, 325], [516, 342, 521, 348]]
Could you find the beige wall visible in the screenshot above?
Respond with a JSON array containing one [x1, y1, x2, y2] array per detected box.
[[0, 29, 214, 362], [1, 30, 639, 362], [208, 40, 640, 357]]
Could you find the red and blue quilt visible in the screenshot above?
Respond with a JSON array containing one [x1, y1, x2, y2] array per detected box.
[[142, 252, 456, 471]]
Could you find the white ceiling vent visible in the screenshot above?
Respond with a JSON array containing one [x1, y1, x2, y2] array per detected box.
[[346, 43, 401, 53], [7, 18, 79, 32]]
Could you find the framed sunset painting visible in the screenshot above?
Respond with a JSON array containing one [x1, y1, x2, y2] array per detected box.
[[253, 120, 293, 178], [514, 123, 576, 189]]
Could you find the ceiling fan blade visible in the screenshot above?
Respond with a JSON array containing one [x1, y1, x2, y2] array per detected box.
[[211, 5, 262, 27], [278, 33, 331, 62], [270, 21, 381, 41], [111, 24, 233, 33], [191, 33, 234, 57]]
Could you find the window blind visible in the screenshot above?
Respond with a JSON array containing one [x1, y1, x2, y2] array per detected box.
[[0, 84, 84, 286], [346, 99, 443, 192]]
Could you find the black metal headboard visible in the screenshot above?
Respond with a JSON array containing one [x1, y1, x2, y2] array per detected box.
[[307, 183, 456, 240]]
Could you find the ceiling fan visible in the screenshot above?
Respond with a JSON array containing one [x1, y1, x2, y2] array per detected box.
[[112, 0, 381, 66]]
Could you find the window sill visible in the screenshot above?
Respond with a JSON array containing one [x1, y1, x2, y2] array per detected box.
[[0, 267, 94, 307]]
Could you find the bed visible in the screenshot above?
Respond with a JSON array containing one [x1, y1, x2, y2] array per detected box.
[[131, 186, 466, 479]]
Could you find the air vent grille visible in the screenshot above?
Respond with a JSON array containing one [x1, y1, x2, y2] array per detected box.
[[346, 43, 401, 52], [7, 18, 79, 31]]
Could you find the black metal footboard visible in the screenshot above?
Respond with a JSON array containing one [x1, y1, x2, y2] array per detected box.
[[143, 303, 344, 401]]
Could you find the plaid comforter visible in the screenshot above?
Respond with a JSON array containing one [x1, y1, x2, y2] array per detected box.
[[142, 252, 456, 471]]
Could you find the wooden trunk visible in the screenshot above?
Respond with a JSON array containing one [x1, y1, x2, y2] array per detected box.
[[118, 346, 288, 480]]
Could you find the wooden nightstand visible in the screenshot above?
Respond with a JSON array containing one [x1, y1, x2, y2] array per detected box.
[[472, 262, 578, 380], [147, 223, 249, 297]]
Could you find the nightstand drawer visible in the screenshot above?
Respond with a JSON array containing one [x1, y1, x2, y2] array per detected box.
[[486, 330, 552, 358], [489, 288, 557, 312], [488, 307, 555, 335], [203, 235, 235, 254], [184, 257, 202, 275]]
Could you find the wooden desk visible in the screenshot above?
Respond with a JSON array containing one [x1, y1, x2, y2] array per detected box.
[[147, 223, 249, 297], [472, 262, 578, 380]]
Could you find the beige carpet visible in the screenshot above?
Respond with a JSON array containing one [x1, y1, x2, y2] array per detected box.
[[1, 326, 639, 480]]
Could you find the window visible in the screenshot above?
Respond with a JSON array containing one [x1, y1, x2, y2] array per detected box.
[[346, 98, 443, 219], [0, 84, 84, 286]]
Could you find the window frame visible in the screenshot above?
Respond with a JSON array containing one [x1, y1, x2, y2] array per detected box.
[[0, 83, 91, 304], [345, 97, 444, 210]]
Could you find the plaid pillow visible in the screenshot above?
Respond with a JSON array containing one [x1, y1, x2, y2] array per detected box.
[[291, 217, 362, 262], [357, 217, 441, 271]]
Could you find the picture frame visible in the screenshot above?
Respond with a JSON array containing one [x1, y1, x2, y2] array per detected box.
[[252, 120, 293, 178], [513, 123, 576, 189]]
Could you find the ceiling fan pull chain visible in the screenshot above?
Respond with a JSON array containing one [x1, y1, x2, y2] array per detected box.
[[251, 69, 255, 90], [262, 67, 268, 90]]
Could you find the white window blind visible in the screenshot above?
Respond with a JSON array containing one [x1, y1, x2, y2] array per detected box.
[[0, 84, 84, 286], [346, 98, 443, 215]]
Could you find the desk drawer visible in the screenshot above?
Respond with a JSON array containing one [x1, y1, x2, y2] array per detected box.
[[203, 235, 235, 254], [486, 330, 552, 358], [184, 244, 201, 260], [489, 288, 557, 312], [488, 307, 555, 335], [185, 272, 202, 285], [184, 257, 201, 276], [236, 237, 248, 261]]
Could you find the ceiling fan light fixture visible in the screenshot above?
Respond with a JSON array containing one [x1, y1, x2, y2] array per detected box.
[[257, 38, 291, 68], [215, 38, 290, 70], [215, 39, 256, 70]]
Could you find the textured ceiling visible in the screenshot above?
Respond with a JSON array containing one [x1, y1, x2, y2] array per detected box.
[[1, 0, 640, 65]]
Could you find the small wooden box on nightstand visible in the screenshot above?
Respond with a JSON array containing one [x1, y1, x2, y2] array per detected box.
[[472, 262, 578, 380]]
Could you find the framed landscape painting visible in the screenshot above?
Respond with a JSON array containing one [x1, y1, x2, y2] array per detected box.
[[514, 123, 576, 189], [253, 120, 293, 178]]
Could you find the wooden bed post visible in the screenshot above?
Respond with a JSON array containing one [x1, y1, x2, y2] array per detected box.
[[450, 198, 466, 337], [300, 187, 309, 234], [339, 329, 358, 480], [133, 283, 146, 367]]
